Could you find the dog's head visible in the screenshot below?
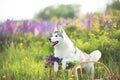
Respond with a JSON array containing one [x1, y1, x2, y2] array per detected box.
[[49, 27, 64, 47]]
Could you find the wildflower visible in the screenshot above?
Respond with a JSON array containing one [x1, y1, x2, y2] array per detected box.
[[45, 56, 61, 63], [105, 9, 108, 17]]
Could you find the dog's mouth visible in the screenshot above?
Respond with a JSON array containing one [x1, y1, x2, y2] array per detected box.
[[50, 41, 59, 47]]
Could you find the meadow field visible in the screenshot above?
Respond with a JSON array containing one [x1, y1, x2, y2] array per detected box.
[[0, 9, 120, 80]]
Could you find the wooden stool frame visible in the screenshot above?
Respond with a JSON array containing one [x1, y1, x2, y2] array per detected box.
[[47, 61, 111, 80], [69, 61, 111, 80]]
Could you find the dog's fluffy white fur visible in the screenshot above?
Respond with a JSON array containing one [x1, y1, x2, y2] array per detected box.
[[49, 27, 101, 79]]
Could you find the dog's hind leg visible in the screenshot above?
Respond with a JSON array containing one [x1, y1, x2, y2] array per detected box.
[[85, 63, 94, 80]]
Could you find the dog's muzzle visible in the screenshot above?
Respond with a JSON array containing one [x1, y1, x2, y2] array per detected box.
[[49, 38, 59, 47], [50, 41, 59, 47]]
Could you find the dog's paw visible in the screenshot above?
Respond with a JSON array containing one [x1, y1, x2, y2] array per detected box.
[[54, 62, 59, 72], [62, 60, 66, 70]]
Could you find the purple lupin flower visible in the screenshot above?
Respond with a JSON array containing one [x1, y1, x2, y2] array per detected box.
[[81, 13, 93, 31], [0, 19, 16, 44], [17, 20, 29, 33], [37, 20, 56, 36], [45, 56, 60, 63], [0, 23, 4, 35], [105, 9, 108, 17], [1, 19, 16, 35], [6, 19, 16, 43], [0, 25, 2, 34], [6, 20, 16, 34], [39, 20, 47, 35], [61, 18, 69, 25], [87, 13, 93, 31], [45, 21, 57, 35], [28, 21, 40, 36]]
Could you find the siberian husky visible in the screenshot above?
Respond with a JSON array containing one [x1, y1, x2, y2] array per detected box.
[[49, 27, 101, 79]]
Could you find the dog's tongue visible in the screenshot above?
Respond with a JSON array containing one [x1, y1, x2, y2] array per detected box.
[[50, 42, 55, 47]]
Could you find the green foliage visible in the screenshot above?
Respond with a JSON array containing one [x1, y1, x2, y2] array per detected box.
[[0, 7, 120, 80], [108, 0, 120, 10], [0, 26, 120, 80], [0, 35, 53, 79], [35, 4, 79, 19]]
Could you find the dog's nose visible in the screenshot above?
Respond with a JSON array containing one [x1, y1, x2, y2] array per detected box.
[[49, 38, 51, 42]]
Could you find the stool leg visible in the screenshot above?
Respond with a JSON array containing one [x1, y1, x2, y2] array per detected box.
[[48, 63, 52, 80], [54, 72, 57, 80], [75, 65, 82, 80], [79, 67, 83, 80], [75, 68, 79, 80]]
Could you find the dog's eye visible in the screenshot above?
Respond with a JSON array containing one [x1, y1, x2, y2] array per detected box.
[[55, 35, 58, 37]]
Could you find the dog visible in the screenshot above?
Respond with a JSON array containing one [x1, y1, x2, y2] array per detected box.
[[49, 26, 101, 79]]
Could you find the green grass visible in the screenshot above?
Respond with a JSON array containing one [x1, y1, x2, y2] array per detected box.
[[0, 46, 47, 80], [0, 27, 120, 80], [0, 41, 119, 80]]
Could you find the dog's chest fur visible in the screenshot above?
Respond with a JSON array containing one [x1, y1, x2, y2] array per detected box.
[[54, 40, 88, 62]]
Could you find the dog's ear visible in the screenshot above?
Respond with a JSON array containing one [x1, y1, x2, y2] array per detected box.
[[54, 27, 58, 32], [59, 27, 64, 33]]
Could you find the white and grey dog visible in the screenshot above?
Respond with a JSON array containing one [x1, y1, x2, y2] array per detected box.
[[49, 27, 101, 79]]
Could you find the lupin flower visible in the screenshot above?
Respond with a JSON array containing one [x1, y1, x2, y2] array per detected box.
[[86, 13, 93, 30], [28, 21, 40, 36], [0, 19, 16, 35], [105, 9, 109, 18], [45, 56, 61, 63], [81, 13, 93, 31], [17, 20, 29, 33]]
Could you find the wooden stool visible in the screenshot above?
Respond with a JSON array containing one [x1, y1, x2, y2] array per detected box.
[[69, 61, 111, 80], [47, 61, 111, 80]]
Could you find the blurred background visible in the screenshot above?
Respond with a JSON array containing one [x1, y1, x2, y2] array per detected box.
[[0, 0, 116, 21], [0, 0, 120, 80]]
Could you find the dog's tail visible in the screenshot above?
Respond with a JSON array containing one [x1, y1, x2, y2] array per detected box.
[[89, 50, 102, 62]]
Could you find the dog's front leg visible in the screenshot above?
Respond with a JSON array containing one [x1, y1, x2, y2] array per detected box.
[[62, 58, 75, 70], [54, 61, 59, 72], [62, 59, 67, 70]]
